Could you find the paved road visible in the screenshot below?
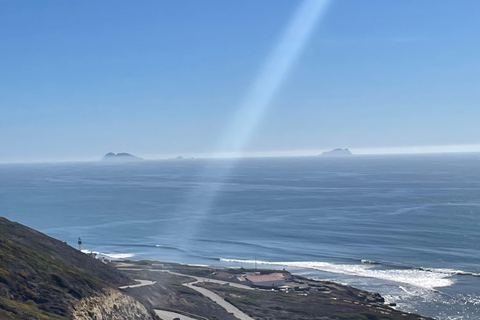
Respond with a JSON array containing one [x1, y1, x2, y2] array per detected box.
[[118, 268, 253, 290], [160, 270, 253, 291], [119, 279, 156, 289], [156, 270, 254, 320], [184, 280, 254, 320], [117, 268, 254, 320], [155, 309, 197, 320]]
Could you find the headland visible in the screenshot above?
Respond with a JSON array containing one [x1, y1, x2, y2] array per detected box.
[[0, 216, 433, 320], [115, 260, 434, 320]]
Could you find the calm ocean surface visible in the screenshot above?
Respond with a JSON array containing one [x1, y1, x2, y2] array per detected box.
[[1, 154, 479, 319]]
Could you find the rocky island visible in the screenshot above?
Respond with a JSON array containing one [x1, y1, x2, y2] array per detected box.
[[101, 152, 143, 162], [320, 148, 353, 157]]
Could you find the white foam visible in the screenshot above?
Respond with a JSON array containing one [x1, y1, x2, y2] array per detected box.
[[101, 252, 135, 259], [419, 267, 477, 276], [81, 250, 100, 255], [220, 258, 455, 290], [81, 249, 134, 259]]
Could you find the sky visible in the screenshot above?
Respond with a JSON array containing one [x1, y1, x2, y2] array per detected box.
[[1, 0, 479, 162]]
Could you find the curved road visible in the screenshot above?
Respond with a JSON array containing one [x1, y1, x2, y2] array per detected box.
[[184, 279, 254, 320], [159, 270, 253, 290], [158, 270, 254, 320], [119, 279, 156, 289], [117, 268, 254, 320], [155, 309, 198, 320]]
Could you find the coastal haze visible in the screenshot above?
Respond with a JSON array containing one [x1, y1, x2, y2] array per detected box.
[[1, 154, 479, 319], [1, 1, 480, 162], [1, 1, 480, 319]]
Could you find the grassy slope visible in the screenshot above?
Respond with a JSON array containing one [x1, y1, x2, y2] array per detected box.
[[0, 217, 132, 319]]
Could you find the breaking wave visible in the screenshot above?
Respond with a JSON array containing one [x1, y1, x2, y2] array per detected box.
[[101, 252, 135, 259], [82, 250, 134, 259], [219, 258, 462, 290]]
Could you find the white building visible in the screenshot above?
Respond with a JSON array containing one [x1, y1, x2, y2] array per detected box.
[[245, 273, 285, 288]]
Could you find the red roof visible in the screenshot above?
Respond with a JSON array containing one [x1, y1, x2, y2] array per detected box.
[[245, 273, 285, 282]]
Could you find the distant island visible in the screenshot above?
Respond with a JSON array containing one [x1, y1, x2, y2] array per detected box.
[[320, 148, 353, 157], [102, 152, 143, 162]]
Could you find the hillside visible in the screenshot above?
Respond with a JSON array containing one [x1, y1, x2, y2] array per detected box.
[[0, 217, 157, 320]]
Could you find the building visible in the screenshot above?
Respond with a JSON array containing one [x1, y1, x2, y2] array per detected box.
[[245, 273, 285, 288]]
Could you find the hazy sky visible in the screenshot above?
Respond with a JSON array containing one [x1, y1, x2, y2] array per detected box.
[[1, 0, 479, 162]]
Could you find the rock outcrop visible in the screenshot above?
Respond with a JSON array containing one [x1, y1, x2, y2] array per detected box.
[[102, 153, 143, 162], [320, 148, 353, 157], [73, 288, 152, 320]]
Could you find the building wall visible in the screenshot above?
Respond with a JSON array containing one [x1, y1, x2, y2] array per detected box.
[[251, 279, 285, 288]]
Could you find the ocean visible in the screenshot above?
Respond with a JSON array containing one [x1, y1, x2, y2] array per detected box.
[[1, 154, 479, 319]]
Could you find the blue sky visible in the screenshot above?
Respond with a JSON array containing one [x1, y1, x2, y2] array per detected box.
[[1, 0, 479, 162]]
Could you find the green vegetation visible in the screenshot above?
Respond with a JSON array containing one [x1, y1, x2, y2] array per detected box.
[[0, 217, 146, 320], [170, 281, 201, 296], [0, 297, 67, 320], [225, 296, 260, 306], [274, 292, 302, 302], [285, 306, 314, 315], [0, 229, 103, 302]]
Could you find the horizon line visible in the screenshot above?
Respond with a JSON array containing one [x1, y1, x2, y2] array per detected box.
[[2, 145, 480, 165]]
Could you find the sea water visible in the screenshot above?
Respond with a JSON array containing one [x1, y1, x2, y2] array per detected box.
[[1, 154, 479, 319]]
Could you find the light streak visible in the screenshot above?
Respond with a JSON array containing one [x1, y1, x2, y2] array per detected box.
[[218, 0, 332, 158], [172, 0, 332, 250]]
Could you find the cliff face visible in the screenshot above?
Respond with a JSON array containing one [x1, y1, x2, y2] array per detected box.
[[73, 288, 152, 320], [0, 217, 156, 320]]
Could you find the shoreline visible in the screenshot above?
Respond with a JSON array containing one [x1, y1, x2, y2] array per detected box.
[[113, 259, 434, 320]]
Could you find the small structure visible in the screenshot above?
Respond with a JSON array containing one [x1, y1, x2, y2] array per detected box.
[[78, 237, 82, 251], [245, 273, 285, 288]]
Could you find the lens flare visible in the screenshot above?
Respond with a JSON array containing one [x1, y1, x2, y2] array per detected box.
[[172, 0, 332, 248], [218, 0, 331, 158]]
